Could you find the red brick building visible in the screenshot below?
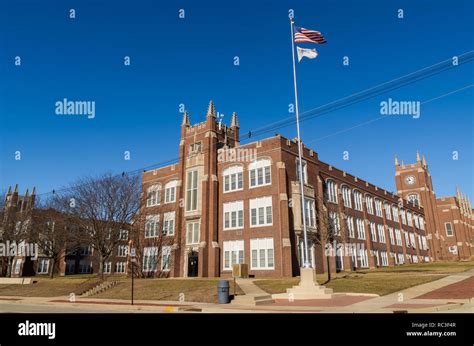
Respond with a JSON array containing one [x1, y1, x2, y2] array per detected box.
[[139, 101, 473, 278]]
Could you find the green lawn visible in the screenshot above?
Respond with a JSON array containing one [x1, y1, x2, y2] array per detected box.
[[94, 278, 243, 303], [0, 276, 93, 297], [254, 261, 473, 296]]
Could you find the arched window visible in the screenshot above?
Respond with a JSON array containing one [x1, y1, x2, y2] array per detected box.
[[384, 202, 392, 220], [249, 159, 271, 188], [365, 195, 374, 214], [341, 185, 351, 208], [146, 184, 161, 207], [353, 190, 362, 211], [164, 180, 177, 203], [223, 165, 244, 192], [326, 179, 337, 203], [407, 193, 420, 206]]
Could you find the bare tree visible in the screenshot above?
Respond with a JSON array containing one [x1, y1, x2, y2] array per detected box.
[[310, 191, 349, 283], [55, 173, 141, 279]]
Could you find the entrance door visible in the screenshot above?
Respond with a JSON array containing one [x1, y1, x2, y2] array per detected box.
[[187, 252, 198, 277]]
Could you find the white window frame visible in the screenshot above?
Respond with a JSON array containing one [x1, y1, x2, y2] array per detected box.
[[163, 212, 175, 236], [145, 214, 160, 238], [384, 202, 392, 220], [223, 165, 244, 193], [250, 196, 273, 227], [186, 221, 200, 245], [305, 198, 317, 228], [224, 201, 244, 230], [186, 170, 199, 212], [356, 218, 366, 240], [388, 227, 395, 245], [342, 185, 352, 208], [326, 180, 337, 203], [353, 190, 363, 211], [249, 159, 271, 188], [161, 246, 172, 271], [375, 199, 383, 217], [117, 245, 129, 257], [223, 240, 245, 270], [377, 224, 386, 243], [365, 195, 374, 214], [296, 159, 308, 185], [346, 216, 355, 238], [250, 238, 274, 270], [143, 247, 158, 272], [164, 180, 177, 203], [369, 222, 377, 242], [37, 259, 49, 274], [445, 222, 453, 237], [146, 184, 161, 207]]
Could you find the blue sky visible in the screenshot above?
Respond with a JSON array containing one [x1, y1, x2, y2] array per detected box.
[[1, 0, 473, 200]]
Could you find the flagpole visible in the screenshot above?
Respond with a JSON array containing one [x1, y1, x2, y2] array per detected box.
[[290, 17, 311, 269]]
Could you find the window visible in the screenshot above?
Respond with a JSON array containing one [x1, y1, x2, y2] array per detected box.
[[381, 251, 388, 266], [359, 249, 368, 268], [164, 180, 177, 203], [118, 229, 129, 240], [407, 193, 420, 206], [353, 191, 362, 211], [118, 245, 129, 257], [377, 224, 386, 243], [373, 250, 380, 266], [37, 259, 49, 274], [79, 260, 92, 274], [249, 159, 271, 188], [186, 222, 200, 244], [146, 184, 161, 207], [413, 214, 420, 229], [417, 235, 422, 249], [145, 215, 159, 238], [392, 206, 399, 222], [409, 233, 416, 248], [115, 262, 126, 273], [356, 218, 366, 240], [445, 222, 453, 237], [375, 199, 383, 217], [404, 232, 410, 247], [397, 253, 405, 264], [296, 159, 308, 184], [186, 170, 199, 211], [250, 196, 272, 227], [104, 262, 112, 274], [223, 166, 243, 192], [143, 247, 158, 272], [421, 236, 428, 250], [369, 222, 377, 241], [224, 201, 244, 230], [388, 227, 395, 245], [419, 217, 425, 230], [365, 195, 374, 214], [342, 186, 351, 208], [407, 212, 413, 227], [223, 240, 244, 270], [400, 209, 407, 224], [305, 199, 316, 227], [250, 238, 274, 270], [395, 229, 402, 246], [346, 216, 355, 238], [81, 246, 93, 256], [328, 211, 340, 235], [326, 180, 337, 203], [412, 255, 419, 263], [189, 142, 202, 154], [163, 212, 175, 236], [161, 246, 171, 271], [384, 202, 392, 220]]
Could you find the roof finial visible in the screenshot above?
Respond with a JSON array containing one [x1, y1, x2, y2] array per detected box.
[[181, 111, 190, 127], [32, 187, 36, 196], [422, 155, 427, 166], [206, 100, 216, 118], [13, 184, 18, 193], [25, 189, 29, 197], [401, 160, 405, 168], [416, 150, 421, 162], [394, 155, 399, 165], [230, 112, 239, 128], [7, 186, 11, 194]]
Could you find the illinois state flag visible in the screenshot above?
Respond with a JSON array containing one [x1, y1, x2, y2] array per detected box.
[[297, 46, 318, 62]]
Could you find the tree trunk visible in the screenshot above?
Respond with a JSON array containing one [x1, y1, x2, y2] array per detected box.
[[326, 254, 331, 283], [98, 256, 104, 280], [6, 257, 13, 278], [49, 258, 56, 279]]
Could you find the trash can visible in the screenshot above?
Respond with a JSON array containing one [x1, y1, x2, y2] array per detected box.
[[217, 280, 230, 304]]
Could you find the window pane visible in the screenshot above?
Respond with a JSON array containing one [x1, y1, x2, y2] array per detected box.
[[264, 166, 271, 184], [224, 251, 230, 268], [238, 173, 243, 189], [267, 249, 274, 267], [252, 250, 258, 268], [258, 207, 264, 224], [259, 249, 266, 267], [238, 210, 243, 227], [224, 212, 230, 229], [231, 211, 237, 228], [257, 168, 263, 185], [224, 176, 229, 191], [250, 170, 256, 187], [266, 206, 272, 224], [251, 209, 257, 226]]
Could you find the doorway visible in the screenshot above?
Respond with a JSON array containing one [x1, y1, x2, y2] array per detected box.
[[187, 252, 198, 277]]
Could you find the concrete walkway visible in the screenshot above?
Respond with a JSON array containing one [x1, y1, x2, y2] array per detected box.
[[230, 278, 272, 305]]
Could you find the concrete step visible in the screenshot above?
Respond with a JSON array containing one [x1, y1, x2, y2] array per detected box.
[[231, 294, 273, 306]]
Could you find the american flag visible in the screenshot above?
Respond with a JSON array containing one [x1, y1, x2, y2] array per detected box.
[[294, 26, 327, 44]]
